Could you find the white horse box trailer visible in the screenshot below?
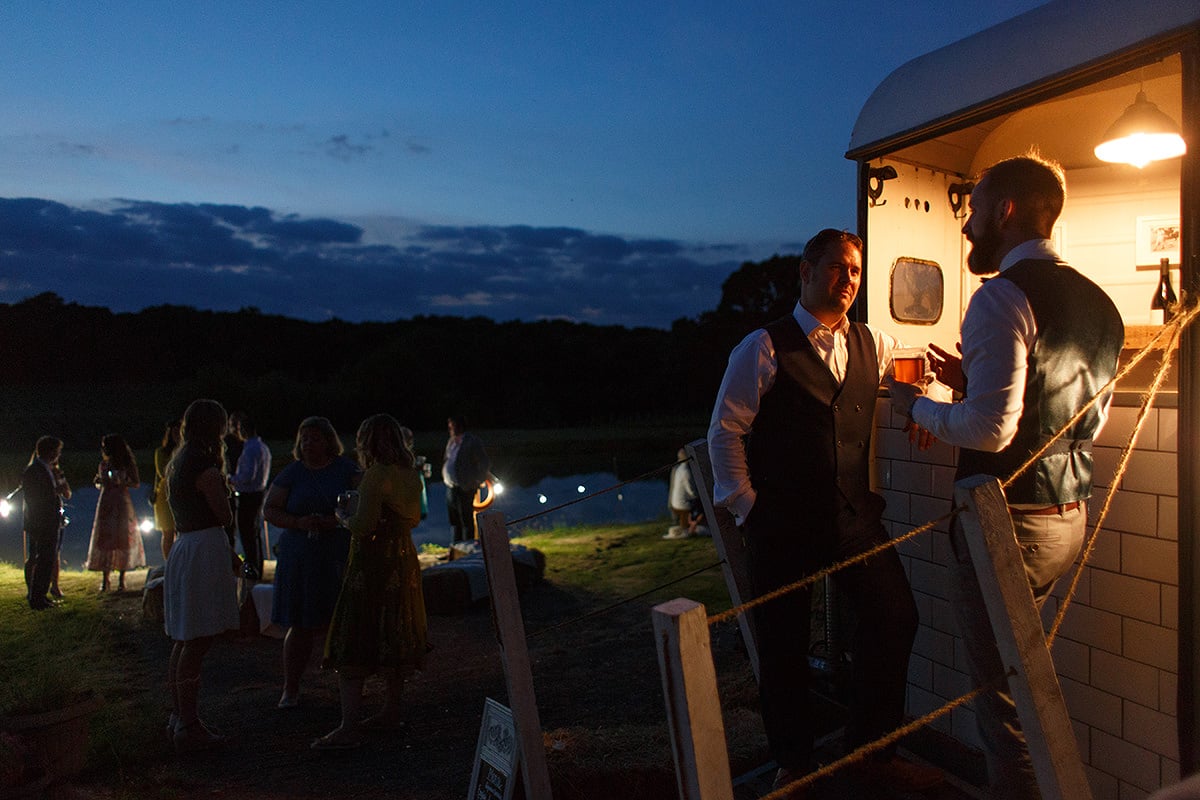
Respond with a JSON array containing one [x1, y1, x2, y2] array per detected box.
[[845, 1, 1198, 795]]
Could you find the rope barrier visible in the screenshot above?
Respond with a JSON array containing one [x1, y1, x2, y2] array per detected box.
[[524, 559, 724, 640], [504, 458, 682, 528], [705, 510, 959, 627], [767, 671, 1012, 798]]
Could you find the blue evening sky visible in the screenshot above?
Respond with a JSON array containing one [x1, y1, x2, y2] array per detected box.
[[0, 1, 1045, 328]]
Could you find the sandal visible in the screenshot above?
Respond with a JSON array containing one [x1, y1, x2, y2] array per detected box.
[[310, 730, 363, 751]]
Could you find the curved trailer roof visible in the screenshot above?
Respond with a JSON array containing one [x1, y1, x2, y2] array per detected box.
[[846, 0, 1200, 161]]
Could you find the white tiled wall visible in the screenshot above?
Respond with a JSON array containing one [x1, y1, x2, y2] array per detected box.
[[877, 397, 1180, 797]]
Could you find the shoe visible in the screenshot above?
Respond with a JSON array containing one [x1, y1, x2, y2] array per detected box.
[[311, 730, 363, 750], [662, 526, 690, 540], [173, 721, 228, 754], [277, 693, 300, 709], [29, 598, 53, 611], [770, 767, 809, 798], [855, 756, 944, 792], [49, 588, 64, 598]]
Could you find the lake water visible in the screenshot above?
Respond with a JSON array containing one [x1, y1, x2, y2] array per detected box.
[[0, 470, 673, 569]]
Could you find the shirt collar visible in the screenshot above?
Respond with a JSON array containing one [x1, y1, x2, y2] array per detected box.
[[999, 238, 1059, 273], [792, 301, 848, 337]]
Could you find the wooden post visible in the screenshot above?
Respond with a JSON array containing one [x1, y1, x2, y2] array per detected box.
[[652, 598, 734, 800], [955, 475, 1093, 800], [684, 439, 759, 681], [478, 510, 553, 800]]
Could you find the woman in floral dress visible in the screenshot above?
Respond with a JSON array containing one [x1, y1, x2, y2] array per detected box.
[[312, 413, 426, 750], [85, 433, 146, 592]]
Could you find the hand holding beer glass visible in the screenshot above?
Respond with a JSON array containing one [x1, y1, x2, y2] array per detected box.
[[891, 346, 928, 385]]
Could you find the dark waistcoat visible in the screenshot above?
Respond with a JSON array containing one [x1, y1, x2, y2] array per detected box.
[[746, 315, 879, 526], [956, 259, 1124, 504]]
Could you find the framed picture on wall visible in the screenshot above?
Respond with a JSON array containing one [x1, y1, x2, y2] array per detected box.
[[1136, 215, 1181, 267]]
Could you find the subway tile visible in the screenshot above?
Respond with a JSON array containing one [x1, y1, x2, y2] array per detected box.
[[1122, 619, 1176, 672], [1090, 570, 1161, 624], [1092, 650, 1160, 708], [1056, 604, 1123, 653], [893, 460, 933, 495], [1121, 534, 1178, 585], [1062, 675, 1122, 736], [876, 428, 913, 460], [911, 438, 957, 467], [931, 465, 957, 500], [909, 559, 947, 600], [1158, 408, 1177, 453], [1098, 406, 1157, 450], [911, 493, 953, 533], [1093, 446, 1121, 490], [1050, 635, 1090, 683], [912, 624, 954, 667], [932, 662, 972, 700], [1120, 451, 1177, 496], [1093, 491, 1159, 537], [908, 653, 933, 690], [874, 458, 893, 489], [1091, 729, 1160, 792], [1157, 496, 1178, 541], [1123, 700, 1179, 760], [928, 596, 956, 635], [1085, 763, 1119, 800], [1161, 585, 1178, 631], [1160, 672, 1178, 716], [1086, 529, 1122, 573]]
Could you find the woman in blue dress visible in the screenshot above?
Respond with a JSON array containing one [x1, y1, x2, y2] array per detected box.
[[263, 416, 359, 709]]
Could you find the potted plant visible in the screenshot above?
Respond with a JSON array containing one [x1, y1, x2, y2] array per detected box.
[[0, 661, 102, 784]]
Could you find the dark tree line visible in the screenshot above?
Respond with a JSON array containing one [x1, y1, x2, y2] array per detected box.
[[0, 255, 802, 448]]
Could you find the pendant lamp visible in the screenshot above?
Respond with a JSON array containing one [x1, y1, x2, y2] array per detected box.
[[1094, 90, 1187, 169]]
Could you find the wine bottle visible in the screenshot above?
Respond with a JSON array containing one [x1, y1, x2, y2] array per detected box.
[[1151, 257, 1177, 325]]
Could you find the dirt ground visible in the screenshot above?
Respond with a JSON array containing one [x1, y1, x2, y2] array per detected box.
[[50, 569, 984, 800]]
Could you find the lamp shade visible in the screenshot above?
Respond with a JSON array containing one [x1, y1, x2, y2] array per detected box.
[[1094, 90, 1187, 168]]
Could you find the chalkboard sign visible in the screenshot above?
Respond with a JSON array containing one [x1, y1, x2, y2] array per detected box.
[[467, 698, 519, 800]]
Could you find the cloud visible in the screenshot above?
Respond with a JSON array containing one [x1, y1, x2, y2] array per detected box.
[[0, 197, 746, 328], [323, 134, 372, 161]]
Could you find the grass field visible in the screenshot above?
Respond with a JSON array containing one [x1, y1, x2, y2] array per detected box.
[[0, 519, 730, 795]]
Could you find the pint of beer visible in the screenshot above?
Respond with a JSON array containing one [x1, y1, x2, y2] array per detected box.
[[892, 347, 927, 384]]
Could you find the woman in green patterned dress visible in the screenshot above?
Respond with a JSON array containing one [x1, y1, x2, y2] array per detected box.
[[312, 413, 427, 750]]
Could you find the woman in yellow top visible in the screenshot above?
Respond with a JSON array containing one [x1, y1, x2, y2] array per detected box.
[[313, 413, 427, 750]]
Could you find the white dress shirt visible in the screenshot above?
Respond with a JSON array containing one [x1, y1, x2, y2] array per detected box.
[[231, 436, 272, 493], [707, 302, 903, 524], [911, 239, 1109, 453]]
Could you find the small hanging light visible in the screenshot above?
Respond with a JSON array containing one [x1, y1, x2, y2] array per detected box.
[[1094, 89, 1187, 169]]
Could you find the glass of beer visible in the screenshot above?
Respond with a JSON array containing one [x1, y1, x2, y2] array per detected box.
[[892, 347, 927, 384]]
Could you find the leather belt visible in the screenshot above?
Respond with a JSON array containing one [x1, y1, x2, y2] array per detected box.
[[1009, 501, 1081, 516]]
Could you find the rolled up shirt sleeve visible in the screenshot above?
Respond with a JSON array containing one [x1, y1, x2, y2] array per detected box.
[[911, 278, 1033, 451], [707, 330, 776, 525]]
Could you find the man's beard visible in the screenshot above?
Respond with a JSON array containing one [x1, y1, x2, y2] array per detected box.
[[966, 227, 1002, 275]]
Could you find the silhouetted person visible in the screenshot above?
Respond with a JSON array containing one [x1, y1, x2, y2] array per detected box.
[[22, 436, 69, 610], [442, 416, 489, 542]]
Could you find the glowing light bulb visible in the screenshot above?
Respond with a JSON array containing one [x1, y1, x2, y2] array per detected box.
[[139, 519, 155, 533], [538, 494, 548, 504], [577, 485, 586, 494], [0, 499, 11, 518], [493, 481, 505, 496]]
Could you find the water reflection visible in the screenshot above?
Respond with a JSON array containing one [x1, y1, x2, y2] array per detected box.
[[0, 472, 671, 568]]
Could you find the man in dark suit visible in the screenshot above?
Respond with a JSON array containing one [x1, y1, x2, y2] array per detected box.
[[22, 436, 67, 610]]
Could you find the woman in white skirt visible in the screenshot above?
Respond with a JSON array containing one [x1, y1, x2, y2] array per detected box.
[[164, 398, 240, 754]]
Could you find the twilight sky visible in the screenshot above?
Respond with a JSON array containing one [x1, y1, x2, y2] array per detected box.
[[0, 1, 1045, 328]]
